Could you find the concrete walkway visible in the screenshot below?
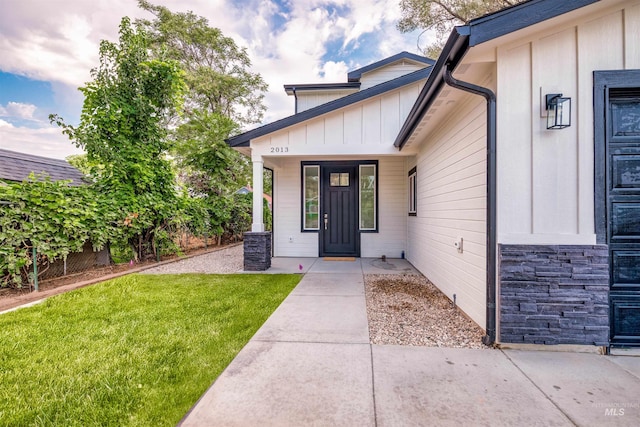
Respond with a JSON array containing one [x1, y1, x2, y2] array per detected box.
[[180, 258, 640, 426]]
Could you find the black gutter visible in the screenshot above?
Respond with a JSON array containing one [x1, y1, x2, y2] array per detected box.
[[443, 63, 497, 346], [292, 87, 298, 114]]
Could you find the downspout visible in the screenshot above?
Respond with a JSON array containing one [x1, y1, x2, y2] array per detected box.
[[443, 62, 497, 346], [292, 87, 298, 114]]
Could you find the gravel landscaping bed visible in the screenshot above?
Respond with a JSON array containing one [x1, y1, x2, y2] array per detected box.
[[140, 244, 244, 274], [365, 274, 489, 349]]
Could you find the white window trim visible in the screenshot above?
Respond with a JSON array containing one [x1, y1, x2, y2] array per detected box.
[[409, 168, 417, 215]]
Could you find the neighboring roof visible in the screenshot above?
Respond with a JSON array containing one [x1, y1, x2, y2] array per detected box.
[[347, 51, 435, 82], [235, 185, 273, 205], [0, 149, 85, 185], [284, 82, 361, 95], [394, 0, 600, 149], [227, 66, 432, 148]]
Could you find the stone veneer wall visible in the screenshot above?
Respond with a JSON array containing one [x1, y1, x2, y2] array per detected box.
[[244, 232, 272, 271], [499, 245, 609, 345]]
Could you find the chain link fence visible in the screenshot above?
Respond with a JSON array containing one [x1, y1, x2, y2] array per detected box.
[[37, 241, 111, 281], [29, 230, 233, 286]]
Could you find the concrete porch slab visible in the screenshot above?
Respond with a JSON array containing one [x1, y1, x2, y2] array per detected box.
[[372, 345, 572, 426], [504, 350, 640, 425], [289, 273, 364, 296], [252, 257, 422, 276], [251, 294, 370, 344], [308, 258, 363, 273], [180, 341, 375, 427]]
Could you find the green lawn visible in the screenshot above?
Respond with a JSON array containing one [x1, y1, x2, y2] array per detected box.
[[0, 273, 300, 426]]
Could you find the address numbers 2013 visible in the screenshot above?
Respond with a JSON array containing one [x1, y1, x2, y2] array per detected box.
[[270, 147, 289, 153]]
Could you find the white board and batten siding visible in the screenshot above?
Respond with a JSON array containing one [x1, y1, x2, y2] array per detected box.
[[296, 90, 359, 113], [272, 157, 407, 258], [360, 61, 426, 90], [408, 94, 489, 329], [496, 1, 640, 245], [251, 82, 423, 158]]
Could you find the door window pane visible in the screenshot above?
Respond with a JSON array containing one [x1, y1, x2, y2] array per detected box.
[[359, 165, 376, 230], [330, 173, 349, 186], [303, 165, 319, 230]]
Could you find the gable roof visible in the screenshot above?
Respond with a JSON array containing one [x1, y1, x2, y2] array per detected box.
[[347, 51, 435, 82], [227, 66, 432, 148], [0, 149, 85, 185], [394, 0, 600, 150]]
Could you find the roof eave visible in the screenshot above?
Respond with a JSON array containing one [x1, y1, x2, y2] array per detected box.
[[468, 0, 599, 45], [283, 82, 361, 95], [394, 27, 470, 150]]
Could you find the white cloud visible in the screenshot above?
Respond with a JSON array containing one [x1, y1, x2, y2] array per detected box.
[[0, 120, 83, 160], [320, 61, 350, 81], [0, 102, 38, 120]]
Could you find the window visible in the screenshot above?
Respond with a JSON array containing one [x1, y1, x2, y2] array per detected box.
[[408, 166, 417, 216], [330, 173, 349, 186], [359, 164, 376, 230], [303, 165, 320, 230]]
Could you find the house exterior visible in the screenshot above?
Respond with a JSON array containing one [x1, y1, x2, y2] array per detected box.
[[0, 149, 85, 185], [228, 0, 640, 349]]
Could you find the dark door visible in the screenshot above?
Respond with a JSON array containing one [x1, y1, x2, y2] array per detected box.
[[606, 86, 640, 346], [320, 163, 359, 257]]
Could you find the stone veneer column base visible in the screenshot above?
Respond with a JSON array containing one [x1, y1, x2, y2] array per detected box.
[[499, 244, 609, 346], [244, 232, 272, 271]]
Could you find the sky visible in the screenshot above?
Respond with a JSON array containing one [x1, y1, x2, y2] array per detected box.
[[0, 0, 428, 160]]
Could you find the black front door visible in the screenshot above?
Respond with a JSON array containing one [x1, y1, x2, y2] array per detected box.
[[320, 163, 358, 257], [601, 77, 640, 346]]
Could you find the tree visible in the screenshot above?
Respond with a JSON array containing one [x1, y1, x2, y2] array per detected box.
[[137, 1, 268, 241], [138, 0, 267, 127], [398, 0, 525, 58], [51, 17, 186, 261]]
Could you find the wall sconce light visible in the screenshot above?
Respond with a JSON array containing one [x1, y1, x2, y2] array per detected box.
[[545, 93, 571, 129]]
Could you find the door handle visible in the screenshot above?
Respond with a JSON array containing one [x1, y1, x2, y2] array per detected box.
[[324, 213, 328, 230]]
